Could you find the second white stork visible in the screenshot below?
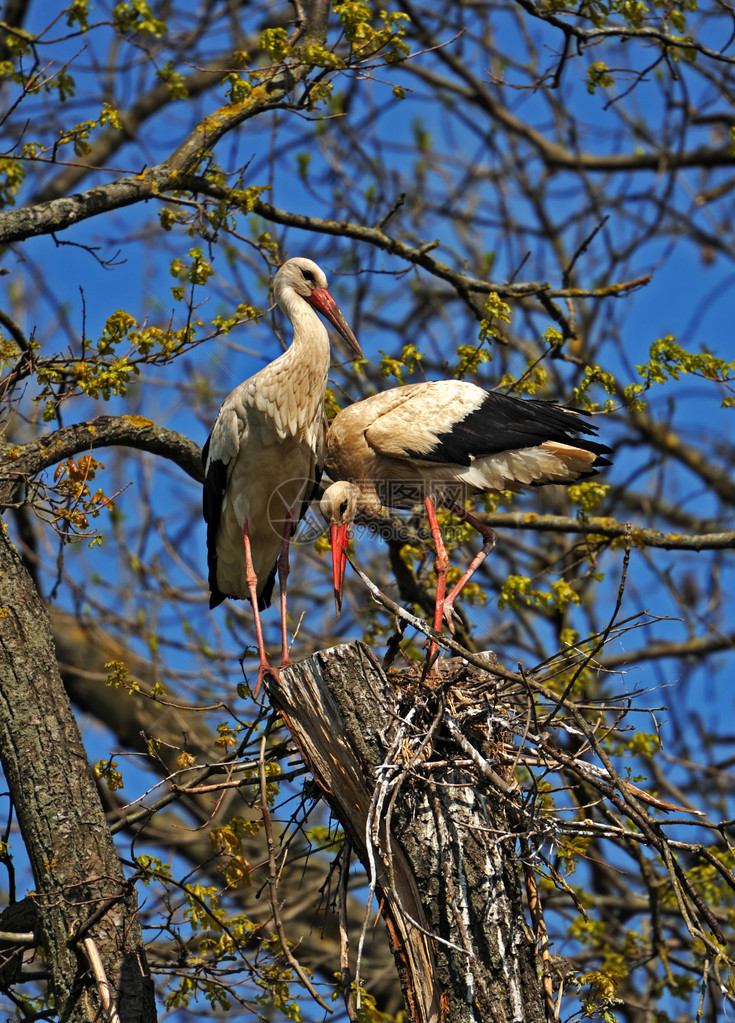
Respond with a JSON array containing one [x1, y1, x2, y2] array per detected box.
[[203, 256, 362, 690], [319, 380, 611, 645]]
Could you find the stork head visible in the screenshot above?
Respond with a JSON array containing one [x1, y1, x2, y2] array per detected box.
[[274, 257, 362, 357], [320, 480, 360, 615]]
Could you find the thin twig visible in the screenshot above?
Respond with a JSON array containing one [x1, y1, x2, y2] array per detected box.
[[337, 842, 359, 1023], [258, 734, 332, 1014]]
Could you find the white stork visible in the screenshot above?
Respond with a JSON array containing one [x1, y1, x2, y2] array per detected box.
[[203, 256, 362, 690], [319, 380, 611, 647]]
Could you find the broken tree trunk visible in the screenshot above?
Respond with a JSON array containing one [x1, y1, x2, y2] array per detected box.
[[267, 642, 546, 1023]]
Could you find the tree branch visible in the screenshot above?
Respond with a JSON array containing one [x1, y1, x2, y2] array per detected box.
[[0, 65, 299, 246], [480, 511, 735, 551], [1, 414, 203, 508], [401, 0, 735, 173], [601, 632, 735, 668]]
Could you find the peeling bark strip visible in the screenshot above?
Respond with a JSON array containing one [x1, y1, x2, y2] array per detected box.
[[0, 527, 155, 1022], [269, 644, 546, 1023]]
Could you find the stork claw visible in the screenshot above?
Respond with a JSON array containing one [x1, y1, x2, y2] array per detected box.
[[441, 599, 458, 634], [254, 661, 282, 696]]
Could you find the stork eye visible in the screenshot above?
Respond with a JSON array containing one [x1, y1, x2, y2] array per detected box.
[[339, 500, 348, 517], [300, 268, 315, 284]]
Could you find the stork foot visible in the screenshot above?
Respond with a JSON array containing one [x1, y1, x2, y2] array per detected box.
[[254, 661, 282, 696], [440, 598, 458, 633]]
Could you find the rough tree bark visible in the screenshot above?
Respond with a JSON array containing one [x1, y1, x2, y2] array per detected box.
[[0, 525, 156, 1022], [267, 642, 546, 1023]]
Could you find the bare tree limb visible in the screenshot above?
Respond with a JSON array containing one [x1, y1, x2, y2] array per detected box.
[[480, 511, 735, 551], [0, 414, 203, 507]]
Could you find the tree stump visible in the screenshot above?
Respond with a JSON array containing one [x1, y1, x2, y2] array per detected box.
[[268, 642, 546, 1023]]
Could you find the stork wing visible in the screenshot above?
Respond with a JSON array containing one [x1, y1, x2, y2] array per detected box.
[[202, 406, 241, 519], [202, 401, 246, 608], [363, 382, 605, 466]]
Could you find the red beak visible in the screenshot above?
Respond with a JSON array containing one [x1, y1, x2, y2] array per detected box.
[[309, 287, 363, 358], [330, 521, 350, 615]]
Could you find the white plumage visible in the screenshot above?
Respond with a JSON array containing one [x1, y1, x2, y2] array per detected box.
[[203, 256, 361, 685], [320, 380, 611, 640]]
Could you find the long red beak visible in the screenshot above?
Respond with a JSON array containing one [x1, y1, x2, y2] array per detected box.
[[330, 521, 350, 615], [309, 287, 363, 358]]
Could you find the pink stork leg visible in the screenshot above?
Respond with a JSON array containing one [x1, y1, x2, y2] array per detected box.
[[242, 518, 279, 696], [277, 509, 294, 669], [424, 496, 450, 667], [441, 503, 497, 630]]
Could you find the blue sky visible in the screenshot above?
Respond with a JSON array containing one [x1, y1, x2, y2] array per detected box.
[[2, 2, 734, 1018]]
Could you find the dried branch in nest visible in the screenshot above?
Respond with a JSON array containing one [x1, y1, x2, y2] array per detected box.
[[265, 621, 734, 1022]]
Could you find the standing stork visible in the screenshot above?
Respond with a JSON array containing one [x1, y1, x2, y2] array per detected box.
[[319, 380, 611, 650], [203, 257, 362, 690]]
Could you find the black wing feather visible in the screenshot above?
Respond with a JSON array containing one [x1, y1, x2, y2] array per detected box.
[[202, 434, 231, 609], [407, 391, 611, 467]]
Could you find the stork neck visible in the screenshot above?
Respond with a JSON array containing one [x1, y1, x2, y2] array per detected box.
[[285, 295, 330, 379], [282, 299, 330, 367], [265, 299, 330, 440]]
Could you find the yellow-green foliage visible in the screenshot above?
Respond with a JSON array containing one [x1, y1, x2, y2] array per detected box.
[[330, 976, 400, 1021], [113, 1, 167, 37], [324, 387, 343, 421], [105, 659, 135, 690], [568, 480, 611, 514], [0, 157, 25, 209], [453, 291, 510, 373], [66, 0, 91, 29], [574, 363, 618, 404], [498, 364, 549, 396], [335, 2, 411, 62], [222, 72, 252, 103], [156, 61, 189, 100], [94, 757, 123, 791], [58, 119, 97, 156], [210, 817, 262, 887], [555, 832, 593, 876], [454, 343, 491, 378], [542, 324, 565, 348], [306, 823, 345, 851], [379, 342, 422, 381], [586, 60, 615, 93], [260, 27, 292, 62], [303, 44, 346, 70], [170, 247, 214, 298], [34, 305, 201, 412], [638, 335, 735, 393], [478, 489, 516, 512], [498, 574, 582, 612], [214, 721, 239, 751], [134, 853, 172, 884], [614, 730, 662, 759], [478, 291, 512, 348]]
